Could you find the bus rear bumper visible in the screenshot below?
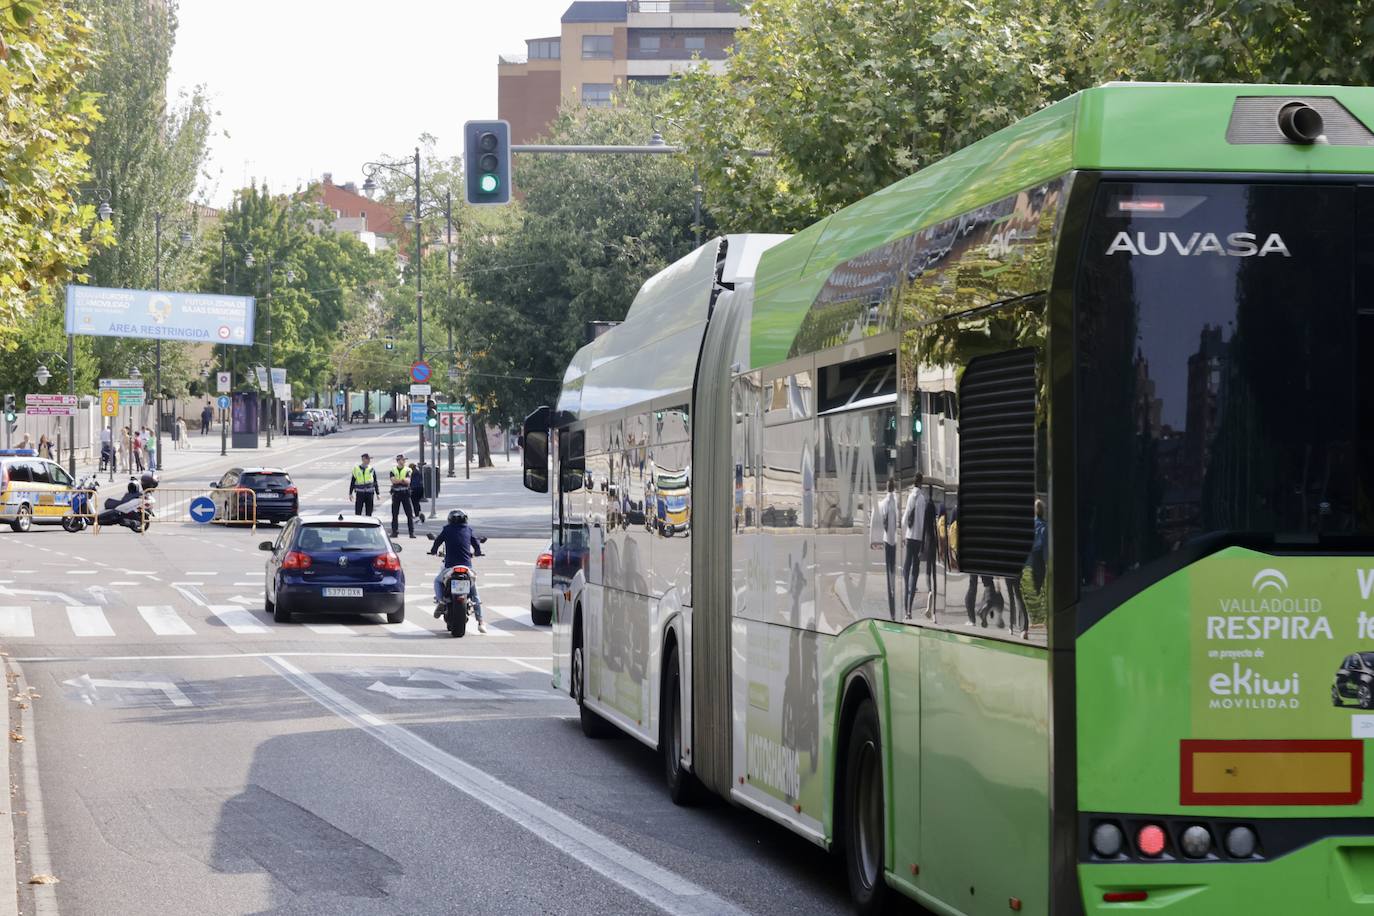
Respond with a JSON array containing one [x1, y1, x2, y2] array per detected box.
[[1081, 836, 1374, 912]]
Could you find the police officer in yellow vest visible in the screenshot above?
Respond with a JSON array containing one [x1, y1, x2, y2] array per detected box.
[[348, 453, 378, 516], [389, 453, 416, 538]]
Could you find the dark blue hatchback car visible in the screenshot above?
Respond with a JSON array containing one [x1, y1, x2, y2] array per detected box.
[[260, 515, 405, 624]]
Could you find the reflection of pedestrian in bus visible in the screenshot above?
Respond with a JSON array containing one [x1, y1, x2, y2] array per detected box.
[[869, 478, 899, 620], [922, 489, 938, 614], [1029, 499, 1047, 594], [901, 473, 927, 619]]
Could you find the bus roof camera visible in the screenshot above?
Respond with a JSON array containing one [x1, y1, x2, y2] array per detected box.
[[1277, 102, 1324, 144]]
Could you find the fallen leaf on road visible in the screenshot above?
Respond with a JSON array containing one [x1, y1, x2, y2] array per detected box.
[[28, 875, 59, 885], [14, 703, 26, 711], [8, 731, 23, 743]]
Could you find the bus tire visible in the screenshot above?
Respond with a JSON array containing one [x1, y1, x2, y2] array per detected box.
[[573, 620, 615, 739], [842, 698, 890, 915], [661, 648, 699, 805]]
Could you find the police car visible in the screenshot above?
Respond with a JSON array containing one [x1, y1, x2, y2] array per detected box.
[[0, 449, 79, 532]]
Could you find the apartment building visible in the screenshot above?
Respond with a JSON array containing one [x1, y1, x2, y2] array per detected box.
[[498, 0, 748, 143]]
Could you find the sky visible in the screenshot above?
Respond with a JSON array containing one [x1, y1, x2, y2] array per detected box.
[[167, 0, 575, 207]]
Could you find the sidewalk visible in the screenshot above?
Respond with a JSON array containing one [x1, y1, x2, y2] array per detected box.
[[74, 427, 330, 485]]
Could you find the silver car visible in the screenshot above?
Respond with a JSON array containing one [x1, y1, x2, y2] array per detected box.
[[529, 544, 554, 625]]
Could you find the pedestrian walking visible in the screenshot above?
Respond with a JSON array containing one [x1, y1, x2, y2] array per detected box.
[[901, 474, 927, 619], [868, 478, 899, 620], [408, 462, 425, 524], [99, 424, 115, 473], [16, 433, 33, 452], [348, 453, 378, 516], [389, 453, 415, 538], [200, 402, 212, 435], [36, 434, 54, 460], [176, 416, 189, 449]]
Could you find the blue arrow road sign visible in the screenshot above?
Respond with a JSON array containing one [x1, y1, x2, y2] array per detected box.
[[189, 496, 216, 524], [217, 395, 230, 410]]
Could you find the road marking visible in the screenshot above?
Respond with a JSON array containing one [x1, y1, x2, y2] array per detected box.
[[303, 623, 359, 637], [107, 581, 140, 586], [0, 607, 34, 638], [485, 605, 538, 629], [261, 655, 744, 916], [12, 652, 553, 663], [380, 619, 430, 637], [138, 605, 196, 637], [64, 570, 97, 576], [66, 605, 115, 637], [209, 604, 269, 635], [510, 658, 548, 674], [172, 583, 209, 608], [231, 581, 259, 586], [63, 673, 193, 707], [185, 571, 219, 576]]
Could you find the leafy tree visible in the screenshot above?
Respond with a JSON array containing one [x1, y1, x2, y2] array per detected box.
[[0, 0, 112, 340], [1095, 0, 1374, 84], [668, 0, 1098, 232], [453, 88, 701, 464], [77, 0, 212, 393]]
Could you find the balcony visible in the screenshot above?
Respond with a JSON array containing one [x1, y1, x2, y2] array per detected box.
[[627, 0, 748, 29], [630, 0, 742, 10]]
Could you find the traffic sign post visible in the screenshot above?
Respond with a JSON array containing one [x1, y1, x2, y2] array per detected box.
[[189, 496, 216, 525], [217, 395, 230, 410], [216, 372, 231, 393], [25, 394, 77, 417], [410, 361, 431, 384], [409, 403, 428, 425]]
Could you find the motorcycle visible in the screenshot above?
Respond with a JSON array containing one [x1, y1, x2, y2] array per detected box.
[[428, 532, 486, 637], [62, 473, 103, 532], [97, 475, 158, 533]]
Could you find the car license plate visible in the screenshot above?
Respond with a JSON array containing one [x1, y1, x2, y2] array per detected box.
[[450, 580, 470, 597], [260, 491, 279, 499], [322, 587, 363, 598]]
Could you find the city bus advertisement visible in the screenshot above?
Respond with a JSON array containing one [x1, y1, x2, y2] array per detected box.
[[739, 619, 828, 822], [1190, 548, 1374, 739]]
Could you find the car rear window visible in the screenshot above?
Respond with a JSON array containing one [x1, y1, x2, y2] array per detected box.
[[241, 472, 291, 488], [297, 524, 389, 551], [289, 413, 309, 421]]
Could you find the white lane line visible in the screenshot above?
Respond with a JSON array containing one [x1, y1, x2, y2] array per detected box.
[[503, 560, 534, 567], [380, 619, 431, 637], [231, 581, 259, 586], [302, 623, 359, 637], [138, 605, 195, 637], [172, 583, 208, 608], [67, 605, 115, 637], [261, 655, 744, 916], [209, 604, 270, 635], [64, 570, 97, 576], [0, 607, 34, 638], [185, 571, 219, 576], [510, 658, 548, 674], [11, 652, 553, 663], [107, 581, 140, 586], [484, 605, 538, 629]]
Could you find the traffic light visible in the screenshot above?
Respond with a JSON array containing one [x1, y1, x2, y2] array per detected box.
[[383, 337, 394, 351], [3, 393, 15, 426], [912, 415, 923, 437], [464, 120, 511, 205], [425, 398, 439, 430]]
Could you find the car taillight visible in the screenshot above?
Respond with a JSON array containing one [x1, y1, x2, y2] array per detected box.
[[281, 550, 312, 570], [283, 486, 298, 496], [373, 553, 401, 571], [537, 552, 552, 569]]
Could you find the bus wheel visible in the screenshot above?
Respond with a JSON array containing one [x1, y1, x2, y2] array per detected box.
[[572, 627, 615, 739], [661, 648, 698, 805], [10, 504, 32, 533], [842, 699, 890, 915]]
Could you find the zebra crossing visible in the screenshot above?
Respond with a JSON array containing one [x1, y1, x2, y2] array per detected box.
[[0, 599, 538, 641]]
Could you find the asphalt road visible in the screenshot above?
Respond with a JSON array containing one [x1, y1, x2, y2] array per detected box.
[[0, 424, 859, 916]]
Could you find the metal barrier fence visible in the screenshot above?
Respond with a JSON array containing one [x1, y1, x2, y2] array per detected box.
[[1, 485, 257, 533], [143, 487, 258, 531]]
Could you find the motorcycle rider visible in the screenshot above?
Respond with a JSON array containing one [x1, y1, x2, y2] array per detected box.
[[388, 453, 415, 538], [428, 508, 486, 633], [349, 453, 378, 516]]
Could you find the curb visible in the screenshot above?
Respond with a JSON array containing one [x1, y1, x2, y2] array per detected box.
[[0, 661, 15, 916]]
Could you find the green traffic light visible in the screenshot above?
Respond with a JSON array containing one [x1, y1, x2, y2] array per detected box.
[[426, 416, 439, 429], [912, 417, 923, 436], [4, 412, 15, 424], [478, 173, 499, 194]]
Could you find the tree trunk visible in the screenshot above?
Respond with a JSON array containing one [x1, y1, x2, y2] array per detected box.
[[476, 416, 493, 468]]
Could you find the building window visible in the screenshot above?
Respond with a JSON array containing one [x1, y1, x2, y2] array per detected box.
[[582, 83, 613, 107], [638, 35, 660, 53], [684, 35, 706, 51], [582, 35, 613, 60], [528, 38, 560, 59]]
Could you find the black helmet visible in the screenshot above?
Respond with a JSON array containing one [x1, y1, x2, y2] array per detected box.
[[140, 472, 159, 491], [447, 509, 467, 526]]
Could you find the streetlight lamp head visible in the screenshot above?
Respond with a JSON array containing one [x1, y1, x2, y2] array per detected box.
[[362, 175, 378, 194], [97, 201, 113, 221], [35, 365, 50, 387], [130, 367, 142, 380], [180, 228, 193, 244], [648, 130, 666, 147], [244, 251, 255, 268], [286, 269, 296, 283], [402, 212, 416, 228]]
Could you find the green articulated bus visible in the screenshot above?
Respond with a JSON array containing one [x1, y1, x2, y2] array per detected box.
[[521, 83, 1374, 914]]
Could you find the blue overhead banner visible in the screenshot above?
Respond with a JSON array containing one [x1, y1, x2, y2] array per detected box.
[[65, 284, 256, 345]]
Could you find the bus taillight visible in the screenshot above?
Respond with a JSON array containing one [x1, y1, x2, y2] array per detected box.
[[1135, 824, 1166, 857]]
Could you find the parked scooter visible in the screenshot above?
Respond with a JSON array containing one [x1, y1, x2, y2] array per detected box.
[[97, 473, 158, 533], [62, 473, 102, 532]]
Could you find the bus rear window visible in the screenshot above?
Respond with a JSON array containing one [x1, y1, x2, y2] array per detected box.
[[1076, 181, 1373, 589]]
